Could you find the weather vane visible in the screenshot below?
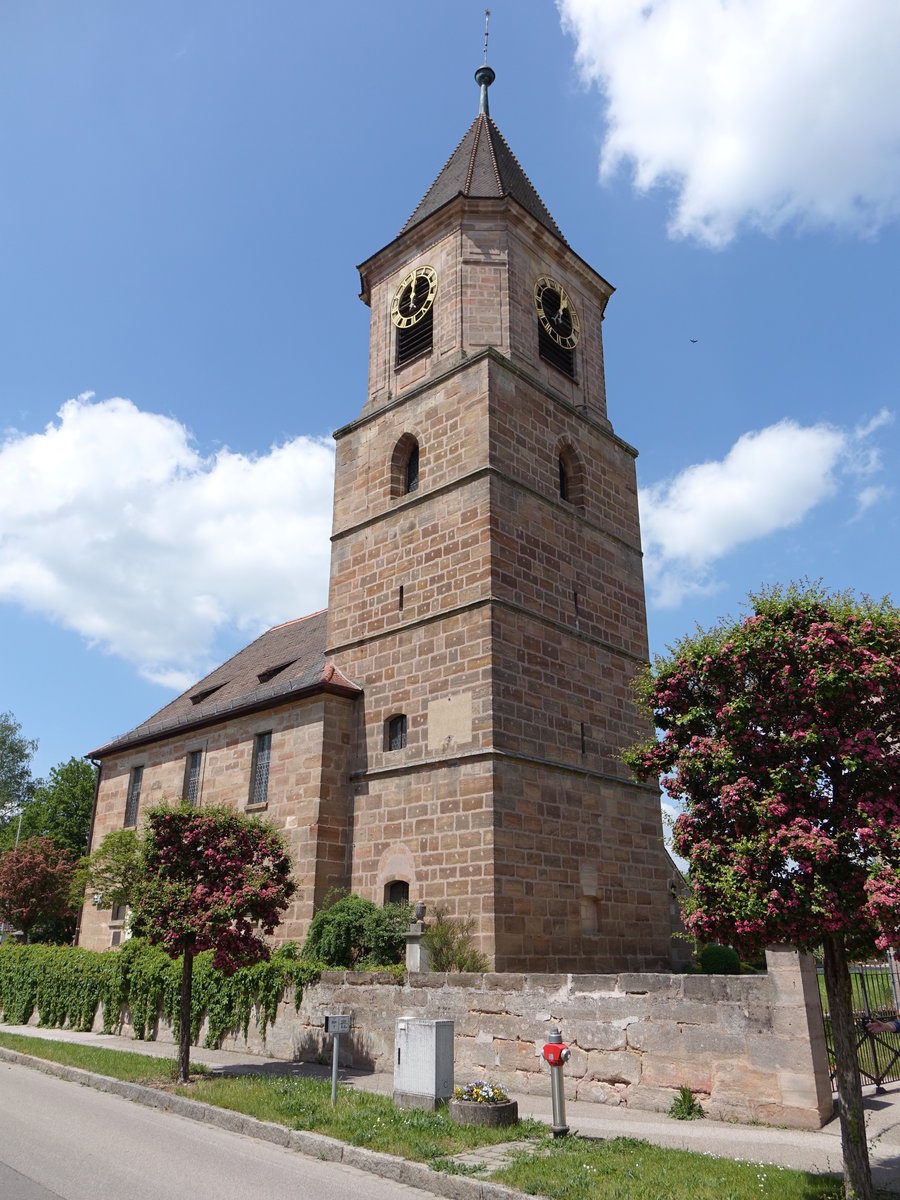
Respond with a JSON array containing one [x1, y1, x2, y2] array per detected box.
[[483, 9, 491, 64]]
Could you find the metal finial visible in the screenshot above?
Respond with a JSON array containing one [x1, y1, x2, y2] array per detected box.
[[475, 10, 494, 120], [475, 64, 495, 116]]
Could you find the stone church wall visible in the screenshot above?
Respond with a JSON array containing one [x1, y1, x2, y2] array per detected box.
[[101, 948, 831, 1130]]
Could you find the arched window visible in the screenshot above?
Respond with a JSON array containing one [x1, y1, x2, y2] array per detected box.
[[405, 443, 419, 494], [385, 714, 408, 751], [557, 443, 585, 508], [390, 434, 421, 498], [385, 880, 410, 906]]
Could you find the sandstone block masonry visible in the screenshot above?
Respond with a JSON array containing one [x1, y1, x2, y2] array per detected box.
[[97, 948, 832, 1130]]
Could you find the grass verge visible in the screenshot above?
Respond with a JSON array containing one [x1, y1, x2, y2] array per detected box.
[[1, 1032, 881, 1199], [0, 1030, 202, 1084], [181, 1073, 544, 1160], [492, 1134, 853, 1200]]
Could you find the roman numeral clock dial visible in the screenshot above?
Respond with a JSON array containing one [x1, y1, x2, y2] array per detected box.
[[533, 275, 580, 349], [391, 265, 438, 329]]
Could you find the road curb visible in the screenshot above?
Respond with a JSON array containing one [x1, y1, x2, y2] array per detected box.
[[0, 1047, 537, 1200]]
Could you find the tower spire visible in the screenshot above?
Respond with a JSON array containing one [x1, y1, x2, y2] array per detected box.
[[475, 8, 494, 116]]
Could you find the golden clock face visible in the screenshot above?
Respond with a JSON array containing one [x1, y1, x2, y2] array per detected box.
[[391, 266, 438, 329], [533, 275, 580, 349]]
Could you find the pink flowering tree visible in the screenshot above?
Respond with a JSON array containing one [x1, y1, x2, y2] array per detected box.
[[624, 584, 900, 1200], [131, 804, 295, 1083], [0, 836, 76, 942]]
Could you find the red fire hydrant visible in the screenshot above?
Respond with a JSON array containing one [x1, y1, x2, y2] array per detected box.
[[542, 1026, 570, 1136]]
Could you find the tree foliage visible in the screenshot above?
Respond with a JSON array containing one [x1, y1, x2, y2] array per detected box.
[[624, 583, 900, 1200], [130, 804, 296, 1082], [0, 711, 38, 837], [132, 804, 295, 971], [625, 584, 900, 958], [7, 757, 97, 856], [301, 891, 411, 968], [0, 837, 76, 942], [78, 827, 143, 911]]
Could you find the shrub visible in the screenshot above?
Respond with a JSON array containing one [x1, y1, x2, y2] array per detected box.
[[699, 943, 741, 975], [0, 938, 319, 1046], [301, 891, 411, 968], [423, 907, 488, 972], [668, 1085, 705, 1120]]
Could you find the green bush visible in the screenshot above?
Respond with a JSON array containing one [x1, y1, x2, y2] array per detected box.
[[699, 943, 741, 975], [301, 891, 411, 968], [423, 908, 488, 973], [668, 1084, 705, 1120], [0, 938, 319, 1047]]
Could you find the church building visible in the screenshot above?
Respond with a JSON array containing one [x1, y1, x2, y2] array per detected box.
[[77, 67, 674, 973]]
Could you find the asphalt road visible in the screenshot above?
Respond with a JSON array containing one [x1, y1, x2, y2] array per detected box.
[[0, 1060, 437, 1200]]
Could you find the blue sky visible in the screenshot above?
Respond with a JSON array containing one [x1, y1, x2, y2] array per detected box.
[[2, 1, 898, 781]]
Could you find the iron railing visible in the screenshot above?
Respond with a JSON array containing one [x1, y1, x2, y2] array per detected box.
[[818, 958, 900, 1091]]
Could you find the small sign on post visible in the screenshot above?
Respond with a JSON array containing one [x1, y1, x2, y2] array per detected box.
[[324, 1014, 352, 1106]]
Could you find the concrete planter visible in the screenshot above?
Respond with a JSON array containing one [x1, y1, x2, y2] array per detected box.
[[449, 1098, 518, 1127]]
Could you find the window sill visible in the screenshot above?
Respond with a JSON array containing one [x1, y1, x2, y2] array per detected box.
[[246, 802, 269, 813]]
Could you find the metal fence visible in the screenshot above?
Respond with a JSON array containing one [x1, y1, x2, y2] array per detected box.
[[818, 958, 900, 1091]]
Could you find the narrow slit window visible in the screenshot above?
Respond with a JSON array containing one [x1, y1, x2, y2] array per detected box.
[[183, 750, 202, 807], [405, 444, 419, 494], [249, 731, 272, 807], [398, 585, 404, 611], [124, 766, 143, 828]]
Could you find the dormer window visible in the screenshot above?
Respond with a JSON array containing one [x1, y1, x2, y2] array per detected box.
[[258, 661, 294, 684]]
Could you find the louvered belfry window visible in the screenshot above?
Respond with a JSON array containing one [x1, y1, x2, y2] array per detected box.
[[396, 308, 433, 367], [538, 323, 576, 379], [249, 732, 272, 807]]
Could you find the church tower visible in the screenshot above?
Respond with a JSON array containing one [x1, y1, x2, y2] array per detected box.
[[327, 67, 672, 971]]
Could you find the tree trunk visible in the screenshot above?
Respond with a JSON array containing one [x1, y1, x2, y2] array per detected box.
[[177, 940, 194, 1085], [822, 933, 873, 1200]]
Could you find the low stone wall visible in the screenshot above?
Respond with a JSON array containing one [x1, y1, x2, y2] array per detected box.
[[99, 947, 832, 1129]]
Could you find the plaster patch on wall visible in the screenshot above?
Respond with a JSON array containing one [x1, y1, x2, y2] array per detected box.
[[428, 692, 473, 752]]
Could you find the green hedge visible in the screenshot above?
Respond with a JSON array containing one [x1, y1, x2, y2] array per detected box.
[[0, 939, 321, 1048]]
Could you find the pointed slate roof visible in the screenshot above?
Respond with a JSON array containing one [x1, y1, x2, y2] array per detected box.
[[88, 610, 361, 757], [400, 111, 566, 244]]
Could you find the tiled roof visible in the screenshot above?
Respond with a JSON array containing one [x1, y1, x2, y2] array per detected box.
[[400, 114, 566, 243], [88, 610, 360, 757]]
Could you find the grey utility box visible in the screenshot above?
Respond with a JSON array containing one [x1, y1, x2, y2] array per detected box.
[[393, 1017, 454, 1109]]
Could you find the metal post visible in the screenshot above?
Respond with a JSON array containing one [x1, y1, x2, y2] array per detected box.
[[331, 1032, 340, 1107], [549, 1061, 568, 1136]]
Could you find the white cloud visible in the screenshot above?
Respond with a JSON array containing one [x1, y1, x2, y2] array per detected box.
[[640, 415, 890, 605], [558, 0, 900, 245], [0, 395, 334, 688]]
